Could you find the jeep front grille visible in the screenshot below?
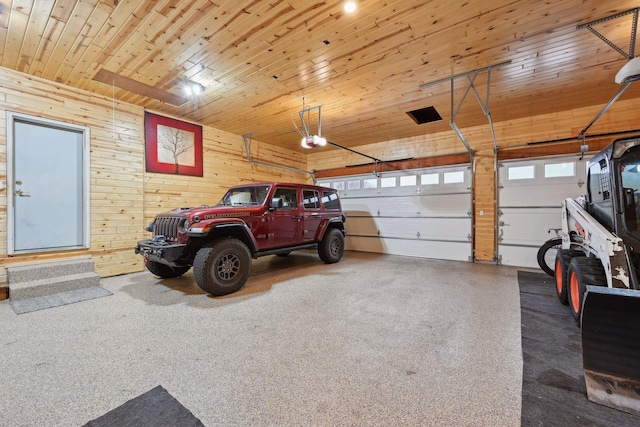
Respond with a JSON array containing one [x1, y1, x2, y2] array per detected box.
[[153, 216, 182, 240]]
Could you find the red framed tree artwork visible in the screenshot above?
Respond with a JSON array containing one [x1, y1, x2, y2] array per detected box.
[[144, 112, 203, 177]]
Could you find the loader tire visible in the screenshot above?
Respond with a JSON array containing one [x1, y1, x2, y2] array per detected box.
[[554, 249, 583, 305], [537, 238, 562, 277], [567, 257, 606, 326]]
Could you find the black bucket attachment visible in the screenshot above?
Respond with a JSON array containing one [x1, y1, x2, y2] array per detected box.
[[582, 285, 640, 415]]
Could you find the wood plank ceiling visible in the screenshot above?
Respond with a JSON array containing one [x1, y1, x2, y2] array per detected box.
[[1, 0, 640, 153]]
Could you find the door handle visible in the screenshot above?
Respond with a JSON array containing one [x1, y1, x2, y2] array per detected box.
[[15, 189, 30, 197], [291, 215, 301, 220]]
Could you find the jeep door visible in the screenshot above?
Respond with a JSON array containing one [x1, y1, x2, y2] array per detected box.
[[302, 189, 322, 242], [266, 187, 303, 248]]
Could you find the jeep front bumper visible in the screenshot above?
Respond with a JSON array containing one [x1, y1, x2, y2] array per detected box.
[[135, 239, 187, 266]]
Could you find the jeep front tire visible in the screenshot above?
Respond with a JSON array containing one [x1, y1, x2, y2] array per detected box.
[[193, 238, 252, 296], [318, 228, 344, 264], [146, 260, 190, 278]]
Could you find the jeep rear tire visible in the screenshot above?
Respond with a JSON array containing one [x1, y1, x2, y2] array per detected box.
[[318, 228, 344, 264], [145, 260, 190, 278], [193, 238, 252, 296]]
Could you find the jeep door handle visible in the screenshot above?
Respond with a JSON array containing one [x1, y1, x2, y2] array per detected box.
[[15, 189, 30, 197], [291, 216, 301, 220]]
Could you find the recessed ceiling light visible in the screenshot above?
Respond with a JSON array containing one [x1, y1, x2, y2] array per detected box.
[[344, 1, 356, 13], [183, 81, 204, 97]]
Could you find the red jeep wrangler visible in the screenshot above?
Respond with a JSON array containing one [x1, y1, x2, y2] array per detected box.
[[135, 182, 346, 296]]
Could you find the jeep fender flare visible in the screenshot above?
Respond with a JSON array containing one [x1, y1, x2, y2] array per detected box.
[[315, 217, 346, 242], [187, 218, 259, 252]]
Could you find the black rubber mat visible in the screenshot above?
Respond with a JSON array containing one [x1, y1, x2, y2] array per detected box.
[[518, 270, 640, 426], [83, 385, 205, 427]]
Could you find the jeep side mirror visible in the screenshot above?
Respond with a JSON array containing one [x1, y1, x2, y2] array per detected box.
[[269, 197, 284, 211]]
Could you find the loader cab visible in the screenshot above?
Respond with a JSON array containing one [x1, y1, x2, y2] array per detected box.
[[616, 139, 640, 241], [586, 153, 615, 232], [586, 138, 640, 242], [585, 138, 640, 241]]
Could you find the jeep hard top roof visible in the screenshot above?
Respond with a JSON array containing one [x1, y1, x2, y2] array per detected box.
[[229, 182, 337, 192]]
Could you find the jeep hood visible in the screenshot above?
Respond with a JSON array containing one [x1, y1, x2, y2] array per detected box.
[[156, 204, 259, 218]]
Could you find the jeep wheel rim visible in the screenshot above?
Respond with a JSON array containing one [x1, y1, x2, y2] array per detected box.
[[330, 237, 341, 255], [216, 252, 241, 282]]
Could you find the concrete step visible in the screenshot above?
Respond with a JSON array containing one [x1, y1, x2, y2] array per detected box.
[[7, 259, 101, 301]]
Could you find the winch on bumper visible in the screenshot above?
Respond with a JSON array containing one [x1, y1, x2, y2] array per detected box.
[[135, 236, 187, 266]]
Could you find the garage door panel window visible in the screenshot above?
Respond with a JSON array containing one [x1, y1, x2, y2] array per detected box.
[[444, 171, 465, 184], [545, 162, 575, 178], [363, 178, 377, 189], [347, 180, 361, 190], [400, 175, 417, 186], [421, 173, 439, 185], [507, 165, 535, 180], [381, 177, 396, 188]]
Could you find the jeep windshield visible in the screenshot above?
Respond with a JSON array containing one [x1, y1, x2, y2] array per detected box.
[[218, 185, 271, 206]]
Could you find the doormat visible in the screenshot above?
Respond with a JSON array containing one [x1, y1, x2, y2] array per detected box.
[[83, 385, 205, 427], [518, 270, 639, 426], [10, 286, 112, 314]]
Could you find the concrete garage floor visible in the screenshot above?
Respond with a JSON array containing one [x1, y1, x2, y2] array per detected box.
[[0, 252, 523, 426]]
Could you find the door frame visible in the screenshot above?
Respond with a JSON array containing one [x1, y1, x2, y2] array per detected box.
[[6, 111, 91, 255]]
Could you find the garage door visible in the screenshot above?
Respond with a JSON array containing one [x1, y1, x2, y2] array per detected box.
[[498, 154, 591, 268], [316, 164, 472, 261]]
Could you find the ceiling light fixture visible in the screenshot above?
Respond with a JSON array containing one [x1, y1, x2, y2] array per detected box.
[[294, 101, 381, 162], [344, 1, 356, 13], [301, 135, 327, 149], [183, 81, 204, 97], [296, 100, 328, 149]]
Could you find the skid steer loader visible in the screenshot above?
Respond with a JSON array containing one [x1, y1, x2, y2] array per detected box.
[[555, 135, 640, 415]]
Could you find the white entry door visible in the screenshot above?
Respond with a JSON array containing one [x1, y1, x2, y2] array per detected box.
[[8, 112, 90, 254]]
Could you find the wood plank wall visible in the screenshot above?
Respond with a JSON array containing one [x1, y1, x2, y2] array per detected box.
[[0, 66, 308, 286], [308, 97, 640, 262], [3, 63, 640, 276]]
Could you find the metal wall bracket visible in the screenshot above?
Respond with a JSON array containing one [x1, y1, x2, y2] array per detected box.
[[242, 132, 314, 179], [419, 60, 511, 156], [419, 61, 511, 265], [577, 9, 640, 147]]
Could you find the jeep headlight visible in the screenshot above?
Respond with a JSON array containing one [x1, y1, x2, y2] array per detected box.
[[182, 219, 190, 231], [145, 220, 155, 232]]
